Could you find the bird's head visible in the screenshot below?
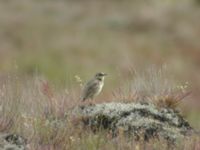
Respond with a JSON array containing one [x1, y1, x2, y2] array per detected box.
[[95, 72, 107, 81]]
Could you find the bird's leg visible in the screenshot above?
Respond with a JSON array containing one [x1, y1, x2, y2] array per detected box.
[[79, 100, 84, 107], [81, 99, 91, 106], [88, 98, 95, 106]]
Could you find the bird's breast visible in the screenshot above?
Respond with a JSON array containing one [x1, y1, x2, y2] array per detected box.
[[95, 82, 104, 96]]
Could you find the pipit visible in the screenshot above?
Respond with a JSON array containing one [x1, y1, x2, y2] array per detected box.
[[81, 72, 107, 102]]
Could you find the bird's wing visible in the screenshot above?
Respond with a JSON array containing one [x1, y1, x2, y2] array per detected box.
[[82, 79, 99, 101]]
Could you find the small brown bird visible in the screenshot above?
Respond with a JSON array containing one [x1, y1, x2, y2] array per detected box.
[[81, 72, 107, 101]]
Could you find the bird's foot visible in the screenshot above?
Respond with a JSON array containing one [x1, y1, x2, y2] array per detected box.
[[88, 99, 95, 106]]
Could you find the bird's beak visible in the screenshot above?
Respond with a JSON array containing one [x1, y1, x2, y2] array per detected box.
[[103, 73, 108, 76]]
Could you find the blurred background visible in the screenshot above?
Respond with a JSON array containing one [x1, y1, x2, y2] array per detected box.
[[0, 0, 200, 127]]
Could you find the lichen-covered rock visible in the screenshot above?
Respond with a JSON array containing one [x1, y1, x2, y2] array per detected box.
[[0, 133, 27, 150], [73, 102, 193, 143]]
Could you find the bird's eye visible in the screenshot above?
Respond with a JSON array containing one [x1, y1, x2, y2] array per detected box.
[[95, 72, 105, 77]]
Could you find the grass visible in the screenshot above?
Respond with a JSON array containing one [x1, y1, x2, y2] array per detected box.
[[111, 66, 191, 108], [0, 67, 198, 150]]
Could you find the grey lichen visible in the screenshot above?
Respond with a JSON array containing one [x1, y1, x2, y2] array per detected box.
[[0, 133, 27, 150], [73, 102, 193, 143]]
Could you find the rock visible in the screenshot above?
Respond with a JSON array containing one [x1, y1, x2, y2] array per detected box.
[[73, 102, 194, 143], [0, 133, 27, 150]]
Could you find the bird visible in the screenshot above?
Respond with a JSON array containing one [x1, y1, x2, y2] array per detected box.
[[81, 72, 107, 102]]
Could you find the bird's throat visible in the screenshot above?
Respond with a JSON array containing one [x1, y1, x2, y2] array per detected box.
[[97, 77, 104, 81]]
